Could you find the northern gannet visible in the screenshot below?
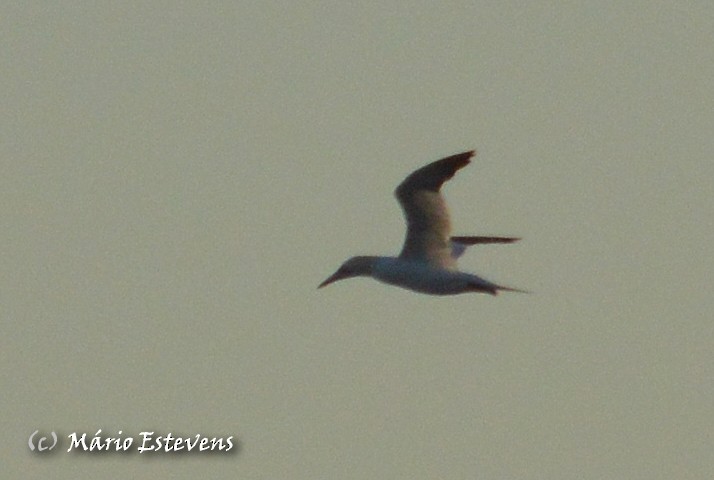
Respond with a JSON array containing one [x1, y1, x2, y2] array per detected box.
[[319, 150, 525, 295]]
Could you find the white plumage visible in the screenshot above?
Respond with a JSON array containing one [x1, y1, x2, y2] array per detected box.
[[319, 150, 525, 295]]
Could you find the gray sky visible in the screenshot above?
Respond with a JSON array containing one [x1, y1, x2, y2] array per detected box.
[[3, 2, 713, 478]]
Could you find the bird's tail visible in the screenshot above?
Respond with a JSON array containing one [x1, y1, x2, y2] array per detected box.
[[494, 285, 531, 295], [466, 279, 530, 296]]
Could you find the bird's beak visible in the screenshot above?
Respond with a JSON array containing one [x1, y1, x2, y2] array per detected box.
[[318, 270, 347, 289]]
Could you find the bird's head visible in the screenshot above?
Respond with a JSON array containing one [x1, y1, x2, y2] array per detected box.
[[318, 256, 376, 289]]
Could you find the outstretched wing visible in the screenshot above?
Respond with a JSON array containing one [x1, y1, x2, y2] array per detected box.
[[450, 236, 520, 259], [395, 151, 474, 268]]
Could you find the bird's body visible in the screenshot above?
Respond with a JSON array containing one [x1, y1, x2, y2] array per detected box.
[[319, 150, 525, 296], [371, 256, 512, 295]]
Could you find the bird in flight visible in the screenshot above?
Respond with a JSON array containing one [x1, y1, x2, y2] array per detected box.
[[319, 150, 526, 295]]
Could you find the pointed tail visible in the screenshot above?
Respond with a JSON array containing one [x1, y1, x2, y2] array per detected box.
[[476, 285, 530, 296], [466, 278, 530, 296], [495, 285, 531, 295]]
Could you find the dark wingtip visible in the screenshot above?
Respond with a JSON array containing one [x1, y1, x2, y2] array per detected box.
[[445, 150, 476, 168], [396, 150, 477, 195], [451, 236, 521, 245]]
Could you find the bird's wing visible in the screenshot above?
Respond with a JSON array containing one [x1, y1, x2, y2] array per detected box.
[[395, 150, 474, 268], [449, 236, 520, 259]]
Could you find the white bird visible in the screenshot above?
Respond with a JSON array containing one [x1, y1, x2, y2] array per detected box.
[[319, 150, 526, 295]]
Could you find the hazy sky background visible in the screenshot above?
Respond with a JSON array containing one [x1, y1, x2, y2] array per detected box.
[[3, 2, 713, 478]]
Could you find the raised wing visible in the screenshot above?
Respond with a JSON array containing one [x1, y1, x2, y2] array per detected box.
[[395, 151, 474, 268]]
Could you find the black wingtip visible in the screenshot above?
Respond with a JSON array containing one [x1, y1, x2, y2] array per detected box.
[[450, 236, 520, 245], [396, 150, 477, 195], [426, 150, 475, 177], [442, 150, 476, 168]]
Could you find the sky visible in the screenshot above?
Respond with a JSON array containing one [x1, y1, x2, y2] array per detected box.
[[2, 2, 713, 478]]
